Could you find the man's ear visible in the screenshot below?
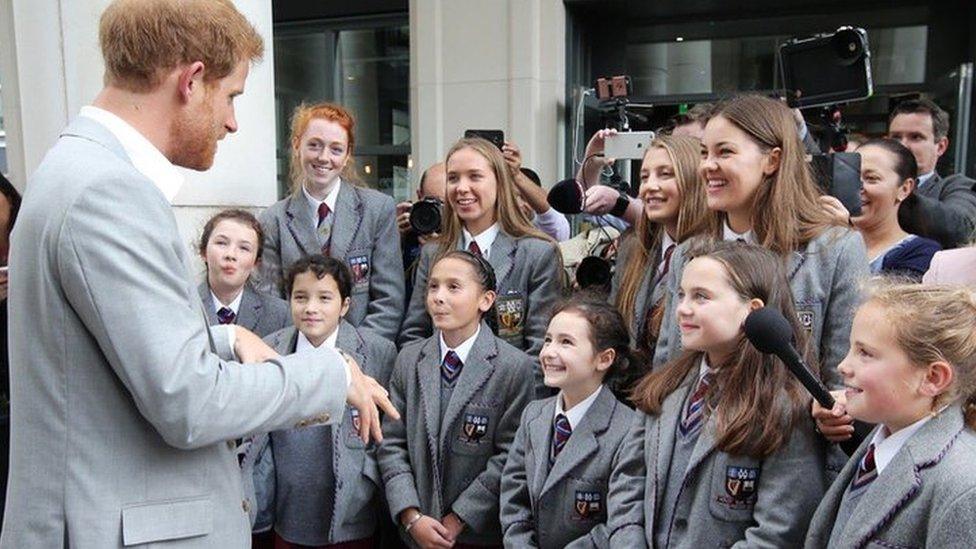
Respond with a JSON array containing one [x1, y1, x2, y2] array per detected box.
[[935, 136, 949, 158], [176, 61, 206, 104]]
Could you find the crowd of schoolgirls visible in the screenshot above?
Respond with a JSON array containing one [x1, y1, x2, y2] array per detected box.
[[197, 95, 976, 548]]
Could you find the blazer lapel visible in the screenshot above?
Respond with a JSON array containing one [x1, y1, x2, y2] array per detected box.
[[327, 183, 364, 261], [197, 283, 219, 326], [267, 326, 299, 355], [284, 195, 321, 257], [845, 407, 965, 548], [541, 388, 614, 497], [787, 250, 806, 281], [336, 320, 367, 370], [439, 326, 497, 448], [236, 286, 263, 332], [416, 337, 444, 454], [652, 374, 694, 518], [527, 399, 556, 500], [488, 232, 516, 288]]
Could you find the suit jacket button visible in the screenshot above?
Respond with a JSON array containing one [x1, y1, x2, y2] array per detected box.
[[322, 413, 330, 423], [227, 440, 236, 451], [242, 499, 251, 514]]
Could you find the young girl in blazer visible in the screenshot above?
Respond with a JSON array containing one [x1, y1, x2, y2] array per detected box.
[[610, 134, 713, 393], [654, 95, 868, 389], [607, 240, 825, 548], [379, 250, 535, 548], [500, 295, 635, 548], [258, 103, 404, 341], [198, 209, 290, 338], [398, 137, 564, 382], [243, 255, 396, 548], [805, 283, 976, 549]]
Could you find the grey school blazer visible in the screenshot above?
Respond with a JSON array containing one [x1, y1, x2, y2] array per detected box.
[[378, 325, 535, 547], [1, 116, 349, 548], [606, 370, 826, 548], [898, 172, 976, 249], [198, 282, 291, 338], [609, 233, 665, 347], [653, 229, 868, 388], [257, 184, 405, 341], [804, 405, 976, 549], [242, 321, 396, 540], [499, 388, 635, 549], [398, 233, 563, 359]]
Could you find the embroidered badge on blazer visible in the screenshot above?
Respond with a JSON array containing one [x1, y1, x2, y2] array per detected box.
[[460, 413, 489, 443], [350, 408, 361, 433], [347, 254, 370, 291], [717, 466, 760, 509], [796, 310, 815, 333], [573, 490, 603, 520], [495, 291, 525, 339]]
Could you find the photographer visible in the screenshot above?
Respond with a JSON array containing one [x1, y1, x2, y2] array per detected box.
[[575, 128, 645, 229], [396, 162, 447, 303], [501, 141, 571, 241]]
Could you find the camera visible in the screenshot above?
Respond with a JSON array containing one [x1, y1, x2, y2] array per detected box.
[[409, 197, 444, 236], [780, 26, 872, 109]]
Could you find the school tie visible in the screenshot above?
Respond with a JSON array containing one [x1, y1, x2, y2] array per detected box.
[[850, 443, 878, 491], [467, 240, 483, 257], [550, 414, 572, 465], [317, 202, 333, 256], [216, 307, 236, 325], [679, 372, 711, 437], [657, 243, 677, 281], [317, 202, 331, 226], [441, 350, 463, 385]]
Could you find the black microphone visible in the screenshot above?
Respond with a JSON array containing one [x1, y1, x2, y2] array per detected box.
[[744, 307, 870, 456], [547, 178, 584, 214]]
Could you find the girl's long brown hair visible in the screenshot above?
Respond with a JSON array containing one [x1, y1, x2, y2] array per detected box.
[[436, 137, 555, 256], [615, 135, 714, 329], [631, 239, 813, 458], [707, 95, 840, 256]]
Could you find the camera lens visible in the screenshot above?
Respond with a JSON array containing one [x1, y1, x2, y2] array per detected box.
[[409, 198, 443, 235]]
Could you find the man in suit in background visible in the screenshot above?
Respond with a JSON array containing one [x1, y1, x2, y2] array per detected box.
[[889, 98, 976, 249], [1, 1, 396, 547]]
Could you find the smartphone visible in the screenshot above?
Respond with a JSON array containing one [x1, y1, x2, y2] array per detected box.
[[604, 131, 655, 161], [464, 129, 505, 151], [811, 152, 862, 217]]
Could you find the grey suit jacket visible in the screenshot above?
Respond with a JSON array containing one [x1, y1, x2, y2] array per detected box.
[[898, 172, 976, 249], [378, 325, 535, 546], [198, 282, 291, 338], [398, 233, 563, 364], [257, 185, 405, 341], [1, 116, 349, 548], [805, 405, 976, 549], [606, 371, 825, 548], [609, 233, 665, 347], [653, 229, 868, 388], [500, 388, 634, 549], [242, 321, 396, 542]]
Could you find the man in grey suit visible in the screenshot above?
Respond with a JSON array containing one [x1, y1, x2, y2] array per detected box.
[[889, 98, 976, 249], [1, 1, 396, 547]]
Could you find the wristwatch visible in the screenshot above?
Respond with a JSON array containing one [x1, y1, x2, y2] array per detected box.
[[609, 190, 630, 218]]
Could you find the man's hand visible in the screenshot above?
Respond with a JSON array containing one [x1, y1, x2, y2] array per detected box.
[[502, 141, 523, 174], [583, 185, 621, 215], [811, 389, 855, 442], [442, 512, 465, 541], [396, 201, 413, 236], [233, 326, 279, 363], [343, 351, 400, 443]]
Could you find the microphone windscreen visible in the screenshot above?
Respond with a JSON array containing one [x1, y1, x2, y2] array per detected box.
[[743, 307, 795, 356], [576, 256, 611, 289], [547, 178, 584, 214]]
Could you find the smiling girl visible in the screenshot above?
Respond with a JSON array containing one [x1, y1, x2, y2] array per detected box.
[[198, 209, 290, 337], [258, 103, 404, 341]]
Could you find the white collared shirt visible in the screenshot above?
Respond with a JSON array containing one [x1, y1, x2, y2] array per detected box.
[[872, 413, 937, 476], [211, 289, 244, 315], [916, 171, 936, 189], [302, 179, 342, 229], [78, 106, 185, 203], [439, 325, 481, 365], [722, 220, 756, 244], [296, 327, 340, 352], [554, 385, 603, 430], [697, 355, 712, 382], [462, 223, 501, 259]]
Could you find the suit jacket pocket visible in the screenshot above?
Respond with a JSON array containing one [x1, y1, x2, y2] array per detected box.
[[708, 457, 761, 523], [121, 494, 213, 546]]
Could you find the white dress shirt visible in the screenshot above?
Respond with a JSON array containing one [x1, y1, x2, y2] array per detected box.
[[439, 325, 481, 364], [462, 223, 501, 259], [302, 179, 342, 229], [872, 413, 936, 476], [211, 289, 244, 314], [554, 385, 603, 430], [722, 220, 756, 244]]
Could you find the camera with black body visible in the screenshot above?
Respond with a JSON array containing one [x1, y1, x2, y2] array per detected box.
[[780, 26, 872, 109], [409, 197, 444, 236]]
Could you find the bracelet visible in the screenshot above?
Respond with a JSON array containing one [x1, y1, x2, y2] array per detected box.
[[404, 512, 424, 533]]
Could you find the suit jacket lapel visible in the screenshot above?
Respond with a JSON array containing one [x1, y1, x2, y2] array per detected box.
[[328, 183, 363, 261], [197, 283, 219, 326], [542, 388, 614, 497], [653, 374, 694, 517], [527, 399, 556, 500], [416, 337, 444, 455], [284, 195, 321, 257], [439, 325, 497, 448], [267, 326, 299, 355], [488, 232, 515, 288], [236, 286, 263, 332], [845, 407, 965, 547], [336, 320, 367, 370]]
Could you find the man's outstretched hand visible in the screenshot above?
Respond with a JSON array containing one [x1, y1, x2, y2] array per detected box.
[[341, 350, 400, 443]]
